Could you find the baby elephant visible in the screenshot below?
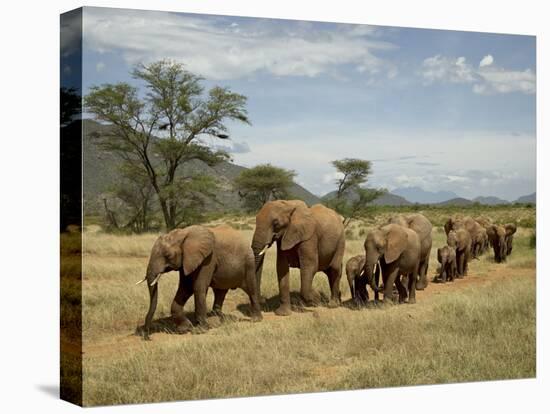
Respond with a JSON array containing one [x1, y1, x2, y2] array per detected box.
[[436, 245, 457, 283], [346, 255, 379, 305], [137, 224, 262, 340]]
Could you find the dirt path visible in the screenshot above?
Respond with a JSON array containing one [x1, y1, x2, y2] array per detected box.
[[80, 261, 534, 359]]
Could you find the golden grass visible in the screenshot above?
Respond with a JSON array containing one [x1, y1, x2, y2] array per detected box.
[[67, 208, 537, 406]]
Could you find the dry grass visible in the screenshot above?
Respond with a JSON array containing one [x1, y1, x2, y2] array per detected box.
[[63, 208, 536, 406]]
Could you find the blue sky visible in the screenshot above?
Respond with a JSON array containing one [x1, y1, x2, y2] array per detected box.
[[69, 7, 536, 200]]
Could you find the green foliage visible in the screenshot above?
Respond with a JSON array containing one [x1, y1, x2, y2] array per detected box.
[[332, 158, 372, 198], [234, 164, 297, 212], [327, 158, 385, 226], [84, 60, 250, 230]]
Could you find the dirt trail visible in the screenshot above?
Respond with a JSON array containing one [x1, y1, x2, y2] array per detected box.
[[81, 261, 534, 359]]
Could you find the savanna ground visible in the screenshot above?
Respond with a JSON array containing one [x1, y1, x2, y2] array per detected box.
[[61, 205, 536, 406]]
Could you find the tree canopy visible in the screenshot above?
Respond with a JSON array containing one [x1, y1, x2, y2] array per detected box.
[[84, 60, 250, 230], [234, 164, 297, 211], [328, 158, 385, 226]]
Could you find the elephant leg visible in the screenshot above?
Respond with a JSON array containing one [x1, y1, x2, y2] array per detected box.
[[408, 270, 417, 304], [325, 266, 342, 308], [298, 256, 317, 307], [243, 255, 262, 322], [464, 251, 470, 275], [416, 257, 429, 290], [171, 272, 194, 334], [275, 252, 292, 316], [383, 267, 399, 304], [457, 252, 464, 278], [394, 275, 407, 304], [193, 285, 209, 331], [212, 288, 228, 317]]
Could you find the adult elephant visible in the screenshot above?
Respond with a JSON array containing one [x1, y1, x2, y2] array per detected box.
[[363, 223, 421, 304], [505, 223, 517, 256], [447, 229, 471, 277], [475, 216, 493, 253], [487, 224, 507, 263], [388, 213, 432, 290], [252, 200, 345, 316], [137, 225, 262, 340], [445, 215, 485, 258]]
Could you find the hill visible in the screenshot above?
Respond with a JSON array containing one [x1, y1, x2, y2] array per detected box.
[[81, 120, 320, 215], [392, 187, 459, 204], [514, 193, 536, 204], [472, 196, 509, 205], [436, 197, 474, 206]]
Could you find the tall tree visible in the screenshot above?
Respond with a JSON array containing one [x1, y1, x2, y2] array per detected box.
[[84, 60, 250, 229], [328, 158, 385, 227], [234, 164, 297, 211]]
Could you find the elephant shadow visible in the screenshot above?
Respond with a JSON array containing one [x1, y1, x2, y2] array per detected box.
[[134, 310, 249, 337], [237, 291, 333, 315]]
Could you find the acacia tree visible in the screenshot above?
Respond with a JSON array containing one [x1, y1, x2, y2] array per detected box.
[[234, 164, 296, 211], [85, 60, 250, 229], [110, 162, 157, 233], [328, 158, 385, 227]]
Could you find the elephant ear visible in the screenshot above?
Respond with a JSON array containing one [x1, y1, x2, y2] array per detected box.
[[384, 225, 408, 264], [505, 223, 517, 236], [181, 226, 215, 275], [486, 224, 497, 241], [281, 204, 316, 251]]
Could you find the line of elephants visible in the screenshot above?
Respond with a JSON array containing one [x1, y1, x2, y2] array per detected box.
[[136, 200, 518, 340]]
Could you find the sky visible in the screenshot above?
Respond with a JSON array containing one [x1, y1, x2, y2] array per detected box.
[[67, 7, 536, 201]]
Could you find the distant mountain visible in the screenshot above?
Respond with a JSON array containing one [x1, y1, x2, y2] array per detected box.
[[392, 187, 459, 204], [321, 189, 411, 206], [472, 196, 509, 205], [514, 193, 536, 204], [81, 119, 320, 215], [436, 197, 474, 206]]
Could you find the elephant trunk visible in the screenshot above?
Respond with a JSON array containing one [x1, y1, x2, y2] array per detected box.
[[252, 227, 273, 303], [143, 276, 158, 341], [439, 257, 447, 282], [364, 262, 378, 293]]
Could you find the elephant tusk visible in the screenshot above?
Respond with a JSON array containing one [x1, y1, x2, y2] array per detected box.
[[135, 277, 147, 285], [149, 274, 162, 286], [258, 244, 270, 256]]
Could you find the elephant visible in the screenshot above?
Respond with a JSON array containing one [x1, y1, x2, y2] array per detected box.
[[486, 224, 507, 263], [436, 245, 457, 283], [137, 224, 262, 340], [447, 229, 471, 277], [251, 200, 345, 316], [363, 223, 421, 304], [445, 216, 484, 258], [475, 216, 493, 253], [505, 223, 517, 256], [346, 255, 380, 305], [388, 213, 433, 290]]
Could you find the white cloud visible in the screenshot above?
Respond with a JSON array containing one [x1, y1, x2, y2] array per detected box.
[[421, 54, 535, 95], [475, 67, 535, 95], [231, 122, 535, 199], [421, 55, 476, 84], [479, 54, 494, 67], [95, 62, 105, 72], [83, 8, 397, 81]]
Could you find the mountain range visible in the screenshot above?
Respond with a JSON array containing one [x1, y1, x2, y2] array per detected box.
[[79, 120, 535, 214]]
